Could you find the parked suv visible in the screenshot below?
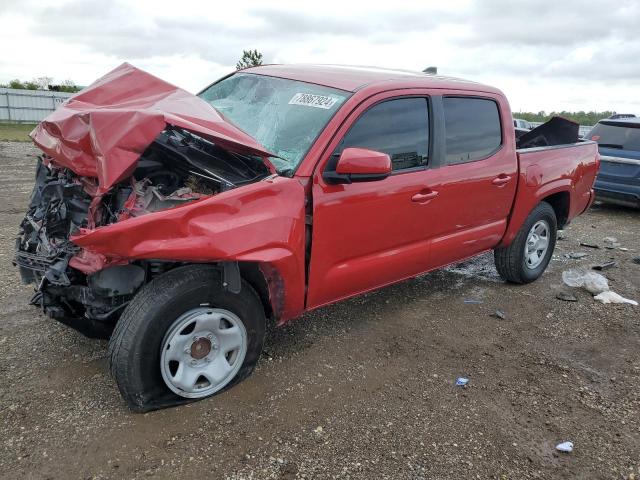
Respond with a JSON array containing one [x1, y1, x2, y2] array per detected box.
[[585, 118, 640, 207]]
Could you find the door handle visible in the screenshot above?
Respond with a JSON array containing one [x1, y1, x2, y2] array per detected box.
[[411, 190, 439, 202], [492, 175, 512, 185]]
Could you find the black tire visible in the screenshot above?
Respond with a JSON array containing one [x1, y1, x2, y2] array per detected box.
[[107, 264, 266, 412], [494, 202, 557, 284]]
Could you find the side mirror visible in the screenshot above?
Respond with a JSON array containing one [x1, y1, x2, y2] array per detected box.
[[324, 147, 392, 184]]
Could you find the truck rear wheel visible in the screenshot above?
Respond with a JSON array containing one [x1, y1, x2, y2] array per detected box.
[[494, 202, 557, 284], [108, 264, 266, 412]]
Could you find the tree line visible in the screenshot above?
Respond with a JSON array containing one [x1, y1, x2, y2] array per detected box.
[[513, 111, 622, 126], [1, 77, 82, 93]]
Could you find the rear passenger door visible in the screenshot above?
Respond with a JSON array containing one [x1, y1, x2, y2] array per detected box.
[[427, 95, 517, 268]]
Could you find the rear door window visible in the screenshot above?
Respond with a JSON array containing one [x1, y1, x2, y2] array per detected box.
[[333, 98, 429, 171], [444, 97, 502, 164], [588, 122, 640, 151]]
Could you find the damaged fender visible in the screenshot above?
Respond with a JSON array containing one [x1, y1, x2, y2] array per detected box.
[[71, 176, 307, 322]]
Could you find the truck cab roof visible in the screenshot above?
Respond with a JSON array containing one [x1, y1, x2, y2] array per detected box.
[[242, 64, 502, 95]]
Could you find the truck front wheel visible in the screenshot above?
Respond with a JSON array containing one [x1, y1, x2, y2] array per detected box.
[[108, 264, 266, 412], [494, 201, 557, 284]]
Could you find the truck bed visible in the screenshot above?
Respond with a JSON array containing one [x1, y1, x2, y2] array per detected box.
[[498, 141, 600, 247]]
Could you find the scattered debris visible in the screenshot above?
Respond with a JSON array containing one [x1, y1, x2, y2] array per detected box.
[[555, 441, 574, 453], [456, 377, 469, 386], [557, 230, 567, 241], [491, 310, 506, 319], [556, 292, 578, 302], [313, 426, 323, 434], [619, 247, 629, 252], [463, 299, 483, 304], [579, 242, 599, 249], [563, 268, 636, 305], [565, 252, 589, 259], [603, 237, 622, 249], [592, 261, 616, 271], [594, 291, 638, 306], [562, 269, 609, 295], [633, 257, 640, 265]]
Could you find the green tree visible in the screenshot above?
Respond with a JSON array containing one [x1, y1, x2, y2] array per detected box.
[[55, 79, 82, 93], [23, 80, 40, 90], [236, 49, 263, 70], [8, 79, 25, 89]]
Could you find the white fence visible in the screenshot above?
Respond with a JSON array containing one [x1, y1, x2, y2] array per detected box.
[[0, 88, 74, 123]]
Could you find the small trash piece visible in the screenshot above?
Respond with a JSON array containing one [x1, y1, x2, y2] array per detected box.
[[463, 299, 483, 304], [603, 237, 621, 249], [491, 310, 506, 319], [556, 292, 578, 302], [593, 291, 638, 306], [633, 257, 640, 265], [565, 252, 588, 259], [456, 377, 469, 386], [557, 230, 567, 241], [579, 242, 599, 249], [592, 261, 616, 271], [562, 269, 609, 294], [555, 441, 574, 453]]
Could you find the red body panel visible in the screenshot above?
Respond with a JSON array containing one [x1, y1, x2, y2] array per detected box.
[[498, 142, 600, 247], [305, 88, 520, 309], [244, 64, 502, 95], [71, 177, 307, 321]]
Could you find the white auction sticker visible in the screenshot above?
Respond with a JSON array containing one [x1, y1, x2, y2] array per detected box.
[[289, 93, 338, 109]]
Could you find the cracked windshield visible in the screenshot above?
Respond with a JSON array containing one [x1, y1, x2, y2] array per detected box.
[[200, 73, 349, 175]]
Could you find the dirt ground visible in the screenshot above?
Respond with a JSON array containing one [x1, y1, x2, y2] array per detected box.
[[1, 141, 639, 480]]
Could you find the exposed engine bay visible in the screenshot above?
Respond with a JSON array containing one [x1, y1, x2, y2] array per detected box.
[[14, 127, 271, 337]]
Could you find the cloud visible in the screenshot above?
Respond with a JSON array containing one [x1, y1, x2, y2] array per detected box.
[[0, 0, 639, 112], [458, 0, 639, 47]]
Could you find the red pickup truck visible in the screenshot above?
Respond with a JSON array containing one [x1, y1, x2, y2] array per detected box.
[[15, 63, 599, 411]]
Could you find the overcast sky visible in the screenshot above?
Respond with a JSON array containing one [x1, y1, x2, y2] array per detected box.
[[1, 0, 638, 113]]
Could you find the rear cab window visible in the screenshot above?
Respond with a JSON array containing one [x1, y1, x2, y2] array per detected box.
[[331, 97, 429, 171], [443, 97, 502, 164]]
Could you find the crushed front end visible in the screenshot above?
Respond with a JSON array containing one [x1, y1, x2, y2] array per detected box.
[[14, 63, 276, 338], [15, 127, 271, 338], [14, 157, 127, 337]]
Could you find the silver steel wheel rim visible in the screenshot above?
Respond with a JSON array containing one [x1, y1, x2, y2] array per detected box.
[[524, 219, 550, 269], [160, 308, 247, 399]]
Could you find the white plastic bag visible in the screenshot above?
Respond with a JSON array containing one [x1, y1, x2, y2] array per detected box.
[[562, 269, 609, 295], [594, 291, 638, 306], [556, 441, 574, 453]]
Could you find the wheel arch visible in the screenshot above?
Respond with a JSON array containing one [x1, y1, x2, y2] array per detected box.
[[540, 190, 570, 229]]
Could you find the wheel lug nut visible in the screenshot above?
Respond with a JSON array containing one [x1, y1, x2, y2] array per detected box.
[[190, 359, 196, 365], [205, 358, 211, 363], [193, 336, 198, 341]]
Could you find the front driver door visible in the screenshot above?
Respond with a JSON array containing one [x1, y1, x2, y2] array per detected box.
[[306, 94, 438, 309]]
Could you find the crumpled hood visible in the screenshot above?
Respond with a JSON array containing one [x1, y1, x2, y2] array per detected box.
[[30, 62, 274, 194]]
